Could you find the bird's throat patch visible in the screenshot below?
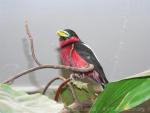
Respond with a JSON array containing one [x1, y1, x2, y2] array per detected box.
[[60, 36, 80, 47]]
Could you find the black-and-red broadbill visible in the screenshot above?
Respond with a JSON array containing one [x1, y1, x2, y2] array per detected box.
[[56, 29, 108, 88]]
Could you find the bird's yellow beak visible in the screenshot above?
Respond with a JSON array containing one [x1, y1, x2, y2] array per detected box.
[[56, 30, 69, 38]]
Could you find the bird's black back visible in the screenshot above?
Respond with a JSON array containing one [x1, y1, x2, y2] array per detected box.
[[74, 41, 108, 84]]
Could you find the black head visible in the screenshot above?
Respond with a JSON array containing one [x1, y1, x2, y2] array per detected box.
[[56, 29, 79, 40]]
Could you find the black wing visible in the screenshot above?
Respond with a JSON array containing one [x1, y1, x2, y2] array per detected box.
[[74, 42, 108, 84]]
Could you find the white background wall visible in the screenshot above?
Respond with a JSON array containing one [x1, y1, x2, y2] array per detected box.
[[0, 0, 150, 87]]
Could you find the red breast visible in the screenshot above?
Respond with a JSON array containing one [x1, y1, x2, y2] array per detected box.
[[59, 37, 88, 67]]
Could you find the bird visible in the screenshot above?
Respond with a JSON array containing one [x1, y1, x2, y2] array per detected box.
[[56, 29, 108, 87]]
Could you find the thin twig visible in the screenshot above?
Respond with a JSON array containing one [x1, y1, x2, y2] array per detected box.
[[25, 20, 41, 66], [69, 43, 74, 66], [67, 82, 79, 102], [54, 78, 71, 101], [43, 76, 79, 102], [22, 38, 42, 88], [42, 76, 66, 94], [67, 44, 80, 102], [3, 64, 94, 84]]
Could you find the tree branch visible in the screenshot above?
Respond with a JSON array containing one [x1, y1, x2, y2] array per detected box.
[[42, 76, 66, 94], [3, 64, 94, 84], [25, 20, 41, 66]]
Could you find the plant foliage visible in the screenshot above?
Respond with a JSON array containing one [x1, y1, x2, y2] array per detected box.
[[90, 71, 150, 113]]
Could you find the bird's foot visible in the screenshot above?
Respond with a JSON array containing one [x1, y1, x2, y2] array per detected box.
[[70, 73, 80, 81], [70, 73, 86, 81]]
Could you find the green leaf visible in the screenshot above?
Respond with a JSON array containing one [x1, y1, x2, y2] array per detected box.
[[0, 83, 64, 113], [61, 85, 92, 105], [72, 80, 88, 91], [90, 73, 150, 113], [61, 86, 74, 105], [61, 79, 101, 107]]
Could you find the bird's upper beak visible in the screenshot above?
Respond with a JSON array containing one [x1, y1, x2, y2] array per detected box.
[[56, 30, 69, 38]]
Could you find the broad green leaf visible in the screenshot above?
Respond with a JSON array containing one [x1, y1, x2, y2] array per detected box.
[[114, 69, 150, 82], [125, 69, 150, 79], [0, 84, 64, 113], [90, 74, 150, 113]]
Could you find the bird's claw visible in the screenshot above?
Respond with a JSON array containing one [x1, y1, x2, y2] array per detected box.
[[70, 73, 81, 80]]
